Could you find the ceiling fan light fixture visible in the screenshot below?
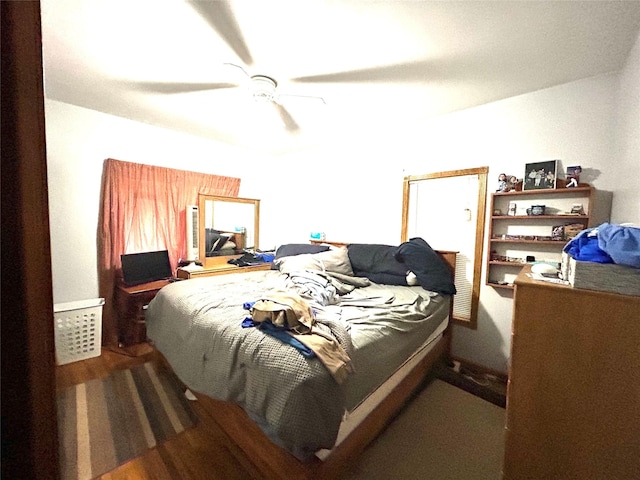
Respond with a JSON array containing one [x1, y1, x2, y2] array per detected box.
[[251, 75, 277, 102]]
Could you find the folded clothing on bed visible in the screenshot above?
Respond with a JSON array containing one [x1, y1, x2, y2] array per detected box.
[[242, 318, 316, 358], [251, 291, 316, 333], [249, 290, 354, 384]]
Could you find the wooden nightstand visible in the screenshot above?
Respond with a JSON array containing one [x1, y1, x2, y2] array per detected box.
[[114, 279, 172, 347]]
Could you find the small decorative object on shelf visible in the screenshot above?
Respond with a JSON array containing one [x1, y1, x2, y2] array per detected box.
[[552, 225, 565, 241], [565, 165, 582, 188], [490, 251, 527, 263], [508, 202, 517, 216], [528, 205, 546, 216], [497, 173, 509, 192], [493, 234, 559, 241], [570, 203, 585, 214], [564, 223, 585, 239], [508, 175, 521, 191], [523, 160, 559, 190]]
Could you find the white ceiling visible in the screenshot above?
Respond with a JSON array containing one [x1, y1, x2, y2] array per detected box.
[[40, 0, 640, 154]]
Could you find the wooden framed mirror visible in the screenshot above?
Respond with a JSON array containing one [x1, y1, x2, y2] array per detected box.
[[198, 194, 260, 269], [401, 167, 488, 328]]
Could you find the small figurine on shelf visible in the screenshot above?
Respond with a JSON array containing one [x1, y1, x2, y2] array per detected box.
[[508, 175, 520, 191], [566, 165, 582, 188], [497, 173, 509, 192]]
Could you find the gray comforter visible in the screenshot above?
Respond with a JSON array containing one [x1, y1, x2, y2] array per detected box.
[[145, 269, 449, 458]]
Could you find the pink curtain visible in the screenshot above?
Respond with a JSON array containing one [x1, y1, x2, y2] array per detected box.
[[98, 158, 241, 347]]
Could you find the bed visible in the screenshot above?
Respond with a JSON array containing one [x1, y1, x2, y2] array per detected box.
[[145, 238, 456, 479]]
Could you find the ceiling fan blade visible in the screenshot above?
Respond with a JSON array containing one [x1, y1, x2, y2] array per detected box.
[[129, 81, 239, 94], [189, 1, 253, 66], [273, 102, 300, 133], [290, 60, 433, 84], [278, 93, 326, 105]]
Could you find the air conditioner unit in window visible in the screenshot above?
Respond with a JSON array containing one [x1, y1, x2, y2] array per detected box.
[[185, 205, 199, 261]]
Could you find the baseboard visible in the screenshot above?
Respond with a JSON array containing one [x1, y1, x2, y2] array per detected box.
[[434, 359, 507, 408], [450, 356, 508, 381]]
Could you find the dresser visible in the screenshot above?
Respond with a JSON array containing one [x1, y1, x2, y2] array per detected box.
[[503, 265, 640, 479], [176, 262, 271, 279]]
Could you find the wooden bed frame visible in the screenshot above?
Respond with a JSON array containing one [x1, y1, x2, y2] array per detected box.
[[162, 245, 457, 480]]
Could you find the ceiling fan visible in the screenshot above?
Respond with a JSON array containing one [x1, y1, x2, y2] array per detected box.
[[222, 62, 326, 133], [128, 64, 324, 133], [131, 1, 425, 133]]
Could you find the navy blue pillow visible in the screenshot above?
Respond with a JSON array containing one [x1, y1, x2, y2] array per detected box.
[[365, 272, 408, 286], [394, 237, 456, 295], [347, 244, 407, 277], [274, 244, 330, 260]]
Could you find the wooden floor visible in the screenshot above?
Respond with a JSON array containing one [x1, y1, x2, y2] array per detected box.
[[56, 340, 461, 480], [56, 345, 274, 480]]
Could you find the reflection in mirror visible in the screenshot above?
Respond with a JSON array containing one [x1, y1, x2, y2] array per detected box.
[[198, 194, 260, 268]]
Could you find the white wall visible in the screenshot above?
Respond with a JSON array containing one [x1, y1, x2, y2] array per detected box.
[[268, 70, 636, 373], [45, 39, 639, 373], [391, 35, 640, 372], [614, 30, 640, 223], [257, 137, 409, 249], [44, 100, 266, 304]]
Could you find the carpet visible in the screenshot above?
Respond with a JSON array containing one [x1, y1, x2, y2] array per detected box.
[[342, 379, 506, 480], [434, 360, 507, 408], [56, 361, 198, 480]]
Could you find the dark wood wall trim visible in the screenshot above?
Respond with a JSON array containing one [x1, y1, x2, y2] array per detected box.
[[1, 2, 59, 479]]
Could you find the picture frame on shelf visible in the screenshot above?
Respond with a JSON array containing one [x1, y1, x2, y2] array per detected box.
[[523, 160, 558, 191]]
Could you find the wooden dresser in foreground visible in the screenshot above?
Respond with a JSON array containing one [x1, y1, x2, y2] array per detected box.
[[503, 265, 640, 480]]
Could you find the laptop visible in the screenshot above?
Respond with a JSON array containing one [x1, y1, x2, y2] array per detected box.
[[120, 249, 173, 286]]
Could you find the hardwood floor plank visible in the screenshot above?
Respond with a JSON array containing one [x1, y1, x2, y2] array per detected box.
[[55, 347, 259, 479]]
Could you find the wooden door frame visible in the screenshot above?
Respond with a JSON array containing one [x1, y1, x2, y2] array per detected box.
[[1, 2, 59, 478]]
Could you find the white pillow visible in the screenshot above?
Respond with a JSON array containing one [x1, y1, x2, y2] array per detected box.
[[275, 247, 354, 276], [275, 253, 323, 273], [219, 240, 237, 250], [315, 247, 354, 276]]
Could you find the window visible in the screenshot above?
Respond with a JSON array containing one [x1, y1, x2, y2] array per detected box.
[[402, 167, 488, 327]]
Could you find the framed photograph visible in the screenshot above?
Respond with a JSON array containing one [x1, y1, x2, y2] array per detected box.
[[523, 160, 558, 191]]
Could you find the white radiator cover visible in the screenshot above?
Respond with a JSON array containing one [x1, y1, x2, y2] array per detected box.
[[186, 205, 199, 261]]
